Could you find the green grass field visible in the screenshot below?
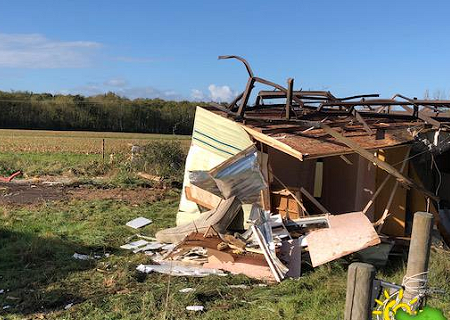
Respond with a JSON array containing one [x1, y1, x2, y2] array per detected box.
[[1, 195, 449, 320], [0, 130, 449, 320]]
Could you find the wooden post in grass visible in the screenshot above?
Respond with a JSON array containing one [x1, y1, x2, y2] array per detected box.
[[344, 262, 376, 320], [102, 139, 105, 162], [403, 212, 433, 303]]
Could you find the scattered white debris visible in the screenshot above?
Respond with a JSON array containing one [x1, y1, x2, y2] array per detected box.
[[64, 303, 74, 310], [72, 253, 91, 260], [126, 217, 152, 229], [161, 243, 176, 252], [120, 240, 149, 250], [186, 305, 204, 312], [228, 284, 249, 289], [0, 289, 4, 294], [132, 242, 164, 253], [136, 262, 226, 277], [2, 305, 10, 310], [179, 288, 195, 293], [73, 253, 109, 260]]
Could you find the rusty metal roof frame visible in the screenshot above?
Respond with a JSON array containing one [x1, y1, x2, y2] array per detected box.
[[212, 56, 450, 131], [207, 55, 446, 202]]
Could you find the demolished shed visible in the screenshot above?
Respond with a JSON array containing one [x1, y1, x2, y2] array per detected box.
[[156, 56, 450, 281]]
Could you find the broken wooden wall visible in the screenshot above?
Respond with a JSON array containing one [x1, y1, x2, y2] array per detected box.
[[321, 154, 376, 218], [374, 146, 410, 236]]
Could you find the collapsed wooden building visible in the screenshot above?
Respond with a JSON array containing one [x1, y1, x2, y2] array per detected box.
[[155, 56, 450, 281]]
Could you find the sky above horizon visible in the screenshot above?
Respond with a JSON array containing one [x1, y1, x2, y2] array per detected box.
[[1, 0, 450, 102]]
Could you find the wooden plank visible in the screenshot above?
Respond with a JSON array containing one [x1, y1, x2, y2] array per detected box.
[[340, 155, 353, 165], [352, 109, 373, 135], [241, 125, 304, 161], [362, 147, 410, 216], [320, 123, 438, 201], [374, 147, 411, 231], [184, 185, 222, 210], [258, 149, 271, 211], [400, 105, 441, 128], [362, 175, 391, 215], [270, 171, 309, 215], [300, 187, 329, 214]]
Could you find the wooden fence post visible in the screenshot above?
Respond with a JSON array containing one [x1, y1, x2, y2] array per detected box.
[[403, 212, 433, 304], [102, 139, 105, 162], [344, 262, 376, 320]]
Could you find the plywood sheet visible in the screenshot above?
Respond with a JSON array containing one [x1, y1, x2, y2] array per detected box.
[[306, 212, 380, 267]]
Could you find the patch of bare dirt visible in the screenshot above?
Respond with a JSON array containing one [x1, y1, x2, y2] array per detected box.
[[68, 187, 166, 204], [0, 182, 166, 206]]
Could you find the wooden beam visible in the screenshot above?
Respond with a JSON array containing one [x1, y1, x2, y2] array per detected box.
[[352, 109, 374, 135], [362, 148, 410, 216], [241, 125, 304, 161], [185, 185, 222, 210], [320, 123, 438, 201], [300, 187, 329, 214], [400, 105, 441, 128], [374, 147, 411, 231], [270, 171, 309, 215], [340, 155, 353, 165], [362, 174, 391, 215]]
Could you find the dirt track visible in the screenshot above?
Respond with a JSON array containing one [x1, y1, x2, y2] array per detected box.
[[0, 182, 166, 206]]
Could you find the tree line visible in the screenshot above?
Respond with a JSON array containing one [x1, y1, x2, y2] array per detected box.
[[0, 91, 205, 135]]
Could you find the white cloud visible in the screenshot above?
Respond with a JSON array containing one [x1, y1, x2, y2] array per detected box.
[[208, 84, 236, 102], [191, 89, 205, 101], [104, 78, 128, 87], [63, 82, 183, 100], [0, 33, 102, 68], [119, 87, 183, 100]]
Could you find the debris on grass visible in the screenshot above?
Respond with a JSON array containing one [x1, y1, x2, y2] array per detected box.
[[228, 284, 249, 289], [72, 253, 92, 260], [120, 240, 149, 250], [179, 287, 195, 293], [72, 252, 110, 260], [126, 216, 152, 229], [136, 262, 226, 277], [64, 303, 74, 310], [186, 305, 204, 312]]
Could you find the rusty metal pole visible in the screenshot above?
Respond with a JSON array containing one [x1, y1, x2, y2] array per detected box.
[[403, 212, 433, 304], [344, 263, 376, 320]]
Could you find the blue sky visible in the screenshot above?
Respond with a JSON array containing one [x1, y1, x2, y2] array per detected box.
[[0, 0, 449, 102]]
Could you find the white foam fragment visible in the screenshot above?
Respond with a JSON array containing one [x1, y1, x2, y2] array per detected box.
[[186, 305, 204, 311], [126, 217, 152, 229], [120, 240, 149, 250]]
